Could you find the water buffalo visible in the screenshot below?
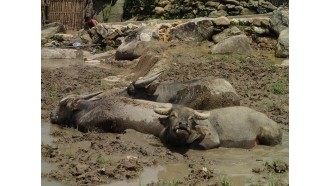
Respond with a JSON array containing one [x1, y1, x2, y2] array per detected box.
[[126, 72, 240, 110], [50, 91, 165, 135], [50, 92, 208, 145], [51, 92, 281, 149], [154, 105, 282, 149]]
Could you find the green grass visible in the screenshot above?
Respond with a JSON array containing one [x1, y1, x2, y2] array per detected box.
[[96, 155, 112, 165], [216, 175, 233, 186], [270, 79, 288, 95]]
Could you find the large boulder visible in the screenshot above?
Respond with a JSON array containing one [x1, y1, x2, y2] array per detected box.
[[270, 7, 289, 35], [41, 22, 65, 39], [169, 18, 214, 41], [212, 26, 242, 43], [275, 29, 289, 58], [211, 34, 252, 55]]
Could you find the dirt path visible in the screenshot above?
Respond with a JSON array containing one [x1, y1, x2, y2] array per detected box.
[[41, 38, 288, 185]]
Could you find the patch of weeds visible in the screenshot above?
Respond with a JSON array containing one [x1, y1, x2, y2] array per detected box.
[[270, 79, 288, 95], [215, 54, 247, 63], [268, 179, 281, 186], [96, 155, 112, 165], [50, 35, 64, 42], [264, 99, 274, 111], [216, 175, 233, 186]]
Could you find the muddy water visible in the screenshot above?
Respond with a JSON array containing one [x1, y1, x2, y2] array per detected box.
[[41, 122, 66, 186], [42, 120, 288, 185]]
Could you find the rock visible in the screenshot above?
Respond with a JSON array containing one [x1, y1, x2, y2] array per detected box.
[[211, 34, 252, 55], [53, 34, 75, 41], [41, 22, 65, 39], [275, 29, 289, 58], [252, 18, 270, 27], [154, 7, 165, 15], [252, 26, 268, 35], [158, 0, 170, 7], [41, 48, 83, 59], [169, 19, 214, 41], [260, 1, 277, 12], [270, 7, 289, 35], [281, 59, 289, 66], [217, 4, 226, 10], [208, 10, 228, 18], [206, 1, 220, 8], [212, 26, 241, 43], [80, 33, 92, 44], [223, 0, 240, 6], [212, 16, 230, 26], [240, 7, 257, 15]]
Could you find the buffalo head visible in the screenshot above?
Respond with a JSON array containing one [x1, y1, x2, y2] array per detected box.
[[154, 105, 210, 147], [127, 71, 163, 96], [50, 91, 103, 126]]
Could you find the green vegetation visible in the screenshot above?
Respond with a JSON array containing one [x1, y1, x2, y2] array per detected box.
[[96, 155, 112, 165], [222, 54, 246, 63], [123, 0, 157, 20], [270, 79, 288, 95], [49, 34, 64, 42], [216, 175, 233, 186]]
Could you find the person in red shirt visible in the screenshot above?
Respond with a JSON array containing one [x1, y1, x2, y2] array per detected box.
[[84, 16, 98, 30]]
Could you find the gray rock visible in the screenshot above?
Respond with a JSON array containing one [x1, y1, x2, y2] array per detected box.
[[158, 0, 170, 7], [270, 7, 289, 35], [154, 7, 165, 15], [208, 10, 228, 18], [223, 0, 240, 6], [281, 59, 289, 66], [212, 16, 230, 26], [252, 26, 268, 35], [169, 19, 214, 41], [275, 29, 289, 58], [212, 26, 242, 43], [252, 18, 270, 27], [206, 1, 220, 8], [260, 1, 277, 12], [41, 22, 65, 39], [211, 34, 252, 55]]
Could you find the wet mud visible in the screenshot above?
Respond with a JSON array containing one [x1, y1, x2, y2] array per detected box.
[[41, 39, 288, 185]]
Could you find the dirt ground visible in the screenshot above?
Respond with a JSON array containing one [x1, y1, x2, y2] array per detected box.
[[41, 37, 289, 185]]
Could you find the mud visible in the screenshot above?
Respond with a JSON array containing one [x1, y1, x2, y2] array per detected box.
[[41, 37, 288, 185]]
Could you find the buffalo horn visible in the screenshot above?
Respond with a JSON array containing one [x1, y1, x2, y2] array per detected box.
[[194, 111, 210, 120], [154, 106, 172, 115], [134, 71, 163, 88], [79, 91, 103, 100]]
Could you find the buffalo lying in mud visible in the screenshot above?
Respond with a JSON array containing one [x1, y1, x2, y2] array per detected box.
[[51, 92, 282, 149], [155, 105, 282, 149], [125, 72, 240, 110]]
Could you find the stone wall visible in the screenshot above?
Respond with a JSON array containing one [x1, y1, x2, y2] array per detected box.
[[122, 0, 285, 21]]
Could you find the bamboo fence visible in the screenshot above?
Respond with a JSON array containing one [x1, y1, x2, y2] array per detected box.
[[42, 0, 85, 30]]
